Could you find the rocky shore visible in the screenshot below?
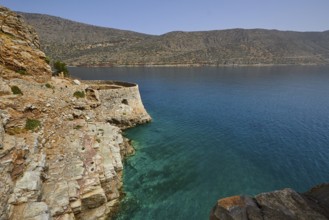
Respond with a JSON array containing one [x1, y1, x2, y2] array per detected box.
[[0, 6, 150, 220], [210, 184, 329, 220], [2, 5, 329, 220]]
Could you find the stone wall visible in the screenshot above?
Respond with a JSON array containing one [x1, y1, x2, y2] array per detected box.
[[85, 81, 151, 128]]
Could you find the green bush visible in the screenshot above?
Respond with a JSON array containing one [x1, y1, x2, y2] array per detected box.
[[45, 83, 53, 89], [11, 86, 23, 95], [16, 69, 27, 75], [53, 61, 69, 77], [25, 118, 41, 131], [73, 91, 85, 99], [45, 56, 51, 64], [73, 125, 83, 130]]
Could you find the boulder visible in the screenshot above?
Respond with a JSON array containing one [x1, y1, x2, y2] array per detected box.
[[210, 185, 329, 220], [73, 79, 81, 85]]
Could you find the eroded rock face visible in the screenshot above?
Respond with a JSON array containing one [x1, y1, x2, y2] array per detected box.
[[0, 76, 150, 220], [0, 6, 51, 82], [210, 185, 329, 220], [0, 6, 151, 220]]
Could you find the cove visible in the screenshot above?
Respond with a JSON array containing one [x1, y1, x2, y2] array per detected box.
[[70, 66, 329, 220]]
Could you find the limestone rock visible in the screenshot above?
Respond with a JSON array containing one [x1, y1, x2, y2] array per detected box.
[[0, 118, 4, 150], [73, 79, 81, 85], [210, 185, 329, 220], [70, 199, 82, 215], [77, 205, 107, 220], [81, 187, 107, 209], [10, 202, 50, 220], [210, 195, 262, 220], [42, 181, 70, 216], [15, 171, 41, 191], [23, 202, 50, 220], [0, 78, 11, 95], [0, 6, 151, 220], [0, 6, 51, 82], [255, 188, 326, 220]]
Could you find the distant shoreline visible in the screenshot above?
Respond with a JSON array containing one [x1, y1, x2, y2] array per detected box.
[[70, 63, 327, 68]]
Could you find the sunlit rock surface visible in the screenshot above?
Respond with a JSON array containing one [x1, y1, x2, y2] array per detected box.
[[210, 184, 329, 220], [0, 5, 150, 220]]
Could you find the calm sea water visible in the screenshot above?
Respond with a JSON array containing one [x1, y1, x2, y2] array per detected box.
[[70, 66, 329, 220]]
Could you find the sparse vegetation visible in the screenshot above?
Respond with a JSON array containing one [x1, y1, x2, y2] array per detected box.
[[53, 60, 69, 77], [45, 56, 51, 64], [25, 118, 41, 131], [96, 138, 101, 143], [16, 69, 27, 75], [73, 91, 85, 99], [11, 86, 23, 95], [45, 83, 54, 89], [20, 12, 329, 66], [6, 127, 25, 135], [73, 125, 83, 130]]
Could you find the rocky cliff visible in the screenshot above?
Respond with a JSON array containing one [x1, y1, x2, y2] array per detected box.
[[210, 184, 329, 220], [18, 12, 329, 66], [0, 7, 51, 82], [0, 6, 150, 220]]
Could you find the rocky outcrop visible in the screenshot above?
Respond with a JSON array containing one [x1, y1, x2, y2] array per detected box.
[[0, 6, 51, 82], [210, 184, 329, 220], [0, 6, 151, 220]]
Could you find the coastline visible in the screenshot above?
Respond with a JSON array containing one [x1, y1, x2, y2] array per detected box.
[[73, 63, 327, 68], [2, 5, 329, 220], [0, 77, 151, 219], [0, 6, 152, 219]]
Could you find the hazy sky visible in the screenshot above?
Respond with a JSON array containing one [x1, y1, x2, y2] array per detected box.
[[1, 0, 328, 35]]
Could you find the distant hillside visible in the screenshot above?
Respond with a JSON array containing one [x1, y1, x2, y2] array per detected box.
[[18, 12, 329, 66]]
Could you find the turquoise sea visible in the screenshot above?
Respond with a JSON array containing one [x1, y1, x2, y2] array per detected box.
[[71, 66, 329, 220]]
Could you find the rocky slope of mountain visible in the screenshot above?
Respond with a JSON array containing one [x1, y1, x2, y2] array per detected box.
[[19, 12, 329, 66], [1, 6, 150, 220], [1, 7, 51, 82]]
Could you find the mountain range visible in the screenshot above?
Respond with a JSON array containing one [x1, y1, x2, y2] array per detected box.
[[18, 12, 329, 66]]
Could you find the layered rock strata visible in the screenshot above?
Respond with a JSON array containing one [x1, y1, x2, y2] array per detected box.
[[210, 184, 329, 220], [0, 6, 51, 82], [0, 6, 151, 220]]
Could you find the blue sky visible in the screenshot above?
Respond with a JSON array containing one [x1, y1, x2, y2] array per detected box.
[[1, 0, 328, 35]]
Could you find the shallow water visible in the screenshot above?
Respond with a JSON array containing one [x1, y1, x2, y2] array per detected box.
[[71, 66, 329, 220]]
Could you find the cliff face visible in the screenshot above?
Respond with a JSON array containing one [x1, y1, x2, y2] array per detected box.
[[210, 184, 329, 220], [0, 6, 51, 82], [0, 6, 151, 220]]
